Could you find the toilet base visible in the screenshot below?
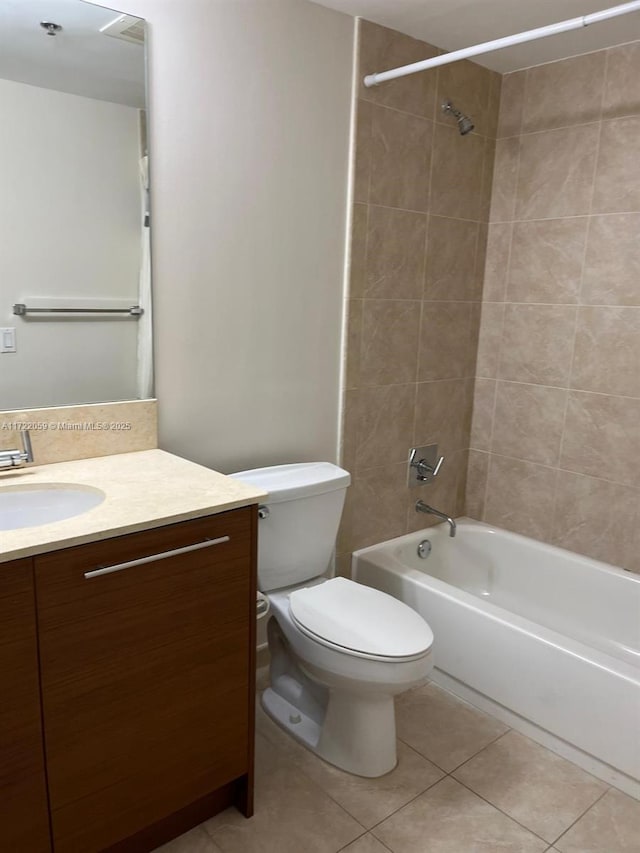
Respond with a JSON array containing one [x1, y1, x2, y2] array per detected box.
[[262, 681, 398, 778]]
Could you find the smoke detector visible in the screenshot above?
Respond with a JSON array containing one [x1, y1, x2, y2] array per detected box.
[[99, 14, 145, 46]]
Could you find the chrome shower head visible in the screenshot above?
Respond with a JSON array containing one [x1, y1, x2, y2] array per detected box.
[[441, 99, 475, 136]]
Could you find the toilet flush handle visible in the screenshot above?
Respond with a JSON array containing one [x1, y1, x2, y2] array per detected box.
[[258, 505, 270, 519]]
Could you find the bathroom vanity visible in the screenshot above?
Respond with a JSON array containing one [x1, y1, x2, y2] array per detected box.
[[0, 450, 266, 853]]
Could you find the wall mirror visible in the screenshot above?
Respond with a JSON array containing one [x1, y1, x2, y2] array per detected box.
[[0, 0, 151, 412]]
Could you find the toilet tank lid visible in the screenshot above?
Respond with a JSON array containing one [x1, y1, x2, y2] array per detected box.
[[229, 462, 350, 504]]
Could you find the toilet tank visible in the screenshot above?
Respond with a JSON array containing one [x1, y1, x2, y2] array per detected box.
[[230, 462, 350, 592]]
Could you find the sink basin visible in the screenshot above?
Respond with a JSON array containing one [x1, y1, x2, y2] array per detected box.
[[0, 483, 106, 531]]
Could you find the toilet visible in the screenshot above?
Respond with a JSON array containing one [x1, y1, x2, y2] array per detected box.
[[230, 462, 434, 778]]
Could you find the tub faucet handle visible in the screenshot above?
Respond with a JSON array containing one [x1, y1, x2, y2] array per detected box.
[[408, 445, 444, 486]]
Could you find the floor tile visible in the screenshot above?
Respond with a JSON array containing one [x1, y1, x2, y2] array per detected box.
[[256, 699, 444, 828], [396, 682, 508, 772], [373, 776, 547, 853], [153, 827, 222, 852], [340, 834, 392, 853], [203, 734, 363, 853], [554, 788, 640, 853], [453, 731, 608, 843]]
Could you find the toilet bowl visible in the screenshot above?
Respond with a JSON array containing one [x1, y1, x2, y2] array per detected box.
[[230, 462, 434, 777]]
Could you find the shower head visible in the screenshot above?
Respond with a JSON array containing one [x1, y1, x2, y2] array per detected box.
[[441, 100, 474, 136]]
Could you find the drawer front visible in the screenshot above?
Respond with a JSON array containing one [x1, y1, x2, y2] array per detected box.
[[0, 558, 51, 853], [35, 508, 255, 853]]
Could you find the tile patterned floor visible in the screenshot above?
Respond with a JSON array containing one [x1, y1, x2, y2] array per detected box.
[[156, 681, 640, 853]]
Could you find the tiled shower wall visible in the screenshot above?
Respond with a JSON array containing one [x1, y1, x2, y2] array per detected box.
[[337, 20, 500, 567], [468, 44, 640, 573]]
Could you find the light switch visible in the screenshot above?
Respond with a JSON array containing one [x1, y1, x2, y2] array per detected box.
[[1, 327, 16, 353]]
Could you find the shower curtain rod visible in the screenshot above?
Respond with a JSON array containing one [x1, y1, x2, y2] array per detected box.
[[363, 0, 640, 87]]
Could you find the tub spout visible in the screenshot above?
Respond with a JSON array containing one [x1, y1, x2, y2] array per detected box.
[[415, 500, 457, 537]]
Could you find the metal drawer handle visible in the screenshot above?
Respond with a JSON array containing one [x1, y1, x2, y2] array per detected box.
[[83, 536, 231, 579]]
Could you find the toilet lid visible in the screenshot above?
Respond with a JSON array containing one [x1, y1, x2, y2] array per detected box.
[[288, 577, 433, 659]]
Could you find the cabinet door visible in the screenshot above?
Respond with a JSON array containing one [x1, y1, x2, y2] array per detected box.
[[0, 558, 51, 853], [36, 508, 255, 853]]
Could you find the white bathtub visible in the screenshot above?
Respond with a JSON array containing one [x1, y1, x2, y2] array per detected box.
[[352, 518, 640, 797]]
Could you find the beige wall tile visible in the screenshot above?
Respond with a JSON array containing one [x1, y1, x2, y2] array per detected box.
[[436, 59, 499, 138], [349, 203, 368, 298], [358, 20, 439, 119], [491, 381, 567, 466], [430, 124, 486, 220], [360, 299, 421, 386], [468, 302, 482, 376], [353, 384, 416, 470], [487, 71, 502, 140], [582, 213, 640, 305], [552, 470, 640, 572], [603, 41, 640, 120], [498, 304, 577, 387], [370, 105, 433, 211], [345, 299, 363, 390], [490, 137, 520, 222], [465, 449, 489, 518], [555, 787, 640, 852], [374, 777, 546, 853], [365, 205, 427, 299], [476, 302, 505, 378], [521, 52, 605, 134], [593, 116, 640, 213], [453, 731, 607, 844], [507, 218, 587, 304], [480, 137, 497, 222], [482, 223, 511, 302], [414, 378, 473, 456], [418, 302, 474, 380], [470, 378, 496, 451], [341, 462, 409, 551], [354, 99, 372, 204], [0, 400, 158, 464], [424, 216, 480, 301], [571, 306, 640, 398], [484, 455, 557, 541], [341, 389, 358, 474], [468, 41, 640, 573], [497, 71, 525, 138], [473, 223, 489, 300], [560, 391, 640, 487], [516, 124, 600, 220]]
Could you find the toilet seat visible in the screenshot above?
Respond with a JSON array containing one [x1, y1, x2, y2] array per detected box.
[[288, 577, 433, 662]]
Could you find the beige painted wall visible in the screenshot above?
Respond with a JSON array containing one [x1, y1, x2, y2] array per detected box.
[[109, 0, 354, 473], [468, 44, 640, 573], [337, 20, 500, 571]]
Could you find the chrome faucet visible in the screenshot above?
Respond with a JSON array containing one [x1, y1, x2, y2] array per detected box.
[[416, 500, 456, 537], [0, 430, 34, 469]]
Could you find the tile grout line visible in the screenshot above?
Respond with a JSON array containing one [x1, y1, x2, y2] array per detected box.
[[549, 786, 611, 850], [493, 109, 640, 141], [451, 774, 555, 847]]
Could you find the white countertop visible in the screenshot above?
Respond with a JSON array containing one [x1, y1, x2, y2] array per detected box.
[[0, 449, 267, 563]]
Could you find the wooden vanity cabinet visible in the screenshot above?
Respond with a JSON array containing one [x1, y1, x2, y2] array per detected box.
[[35, 506, 257, 853], [0, 558, 51, 853]]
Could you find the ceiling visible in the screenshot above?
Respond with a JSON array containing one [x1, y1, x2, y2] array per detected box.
[[0, 0, 145, 107], [314, 0, 640, 72]]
